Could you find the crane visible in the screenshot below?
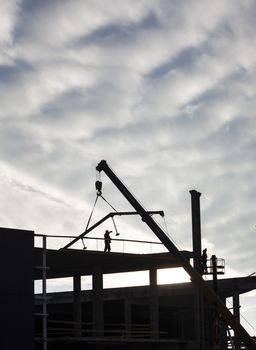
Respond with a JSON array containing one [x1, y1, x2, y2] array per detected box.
[[96, 160, 256, 350]]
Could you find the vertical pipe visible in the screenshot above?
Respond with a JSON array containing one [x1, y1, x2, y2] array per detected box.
[[212, 255, 218, 295], [190, 190, 204, 349], [189, 190, 202, 273]]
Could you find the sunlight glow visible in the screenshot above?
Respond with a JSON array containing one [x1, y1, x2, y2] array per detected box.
[[157, 268, 190, 284]]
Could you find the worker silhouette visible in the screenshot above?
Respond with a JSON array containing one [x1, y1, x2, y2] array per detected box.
[[202, 248, 208, 274], [104, 230, 112, 252]]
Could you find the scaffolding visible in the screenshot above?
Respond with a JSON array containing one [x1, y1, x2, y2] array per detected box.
[[34, 234, 48, 350]]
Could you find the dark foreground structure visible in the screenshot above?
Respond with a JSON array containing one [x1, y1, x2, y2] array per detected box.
[[0, 161, 255, 350], [1, 226, 255, 350]]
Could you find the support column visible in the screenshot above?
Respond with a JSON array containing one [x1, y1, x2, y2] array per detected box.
[[73, 275, 82, 337], [194, 290, 205, 349], [149, 268, 159, 338], [211, 255, 221, 350], [233, 291, 240, 322], [233, 291, 240, 350], [190, 190, 205, 349], [92, 268, 104, 337], [220, 297, 228, 350], [189, 190, 202, 273], [124, 299, 132, 338]]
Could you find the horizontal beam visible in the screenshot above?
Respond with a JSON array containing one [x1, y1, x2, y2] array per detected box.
[[61, 211, 164, 250]]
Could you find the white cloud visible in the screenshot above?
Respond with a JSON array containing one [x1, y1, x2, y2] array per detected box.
[[0, 0, 21, 64]]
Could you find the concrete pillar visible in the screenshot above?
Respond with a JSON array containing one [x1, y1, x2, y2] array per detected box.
[[73, 275, 82, 337], [194, 290, 205, 349], [124, 299, 132, 337], [92, 268, 104, 337], [233, 291, 241, 350], [149, 268, 159, 338], [233, 291, 240, 322]]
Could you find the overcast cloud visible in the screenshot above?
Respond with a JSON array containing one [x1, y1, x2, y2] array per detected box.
[[1, 0, 256, 334]]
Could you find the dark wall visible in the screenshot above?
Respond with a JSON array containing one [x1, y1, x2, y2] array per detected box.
[[0, 227, 34, 350]]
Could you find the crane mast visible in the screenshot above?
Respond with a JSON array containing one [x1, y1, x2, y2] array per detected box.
[[96, 160, 256, 350]]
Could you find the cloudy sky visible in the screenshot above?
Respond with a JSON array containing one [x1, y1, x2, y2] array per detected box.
[[1, 0, 256, 334]]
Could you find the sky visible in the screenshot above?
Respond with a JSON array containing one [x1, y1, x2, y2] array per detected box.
[[0, 0, 256, 335]]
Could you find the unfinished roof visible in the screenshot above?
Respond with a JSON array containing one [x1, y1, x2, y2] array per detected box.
[[34, 248, 193, 279]]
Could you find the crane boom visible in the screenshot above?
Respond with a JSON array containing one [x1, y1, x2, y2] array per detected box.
[[96, 160, 256, 349]]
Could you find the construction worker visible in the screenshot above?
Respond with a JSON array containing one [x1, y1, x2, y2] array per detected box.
[[202, 248, 208, 274], [104, 230, 112, 252]]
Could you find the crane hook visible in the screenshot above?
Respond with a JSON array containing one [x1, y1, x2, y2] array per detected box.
[[95, 180, 102, 196]]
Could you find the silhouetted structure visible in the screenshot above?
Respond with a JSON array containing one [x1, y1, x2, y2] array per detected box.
[[1, 161, 256, 350], [1, 220, 256, 349]]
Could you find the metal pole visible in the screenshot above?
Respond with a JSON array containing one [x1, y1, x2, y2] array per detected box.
[[212, 255, 221, 350], [190, 190, 204, 349], [190, 190, 202, 273]]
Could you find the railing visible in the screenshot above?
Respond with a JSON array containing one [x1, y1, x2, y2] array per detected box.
[[204, 257, 225, 275], [34, 233, 167, 254], [42, 319, 168, 339]]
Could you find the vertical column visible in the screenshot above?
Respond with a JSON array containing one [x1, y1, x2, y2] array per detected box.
[[73, 275, 82, 337], [149, 268, 159, 338], [233, 291, 240, 322], [190, 190, 204, 349], [211, 255, 221, 349], [92, 268, 104, 337], [193, 290, 205, 349], [124, 299, 132, 337], [233, 291, 240, 350], [189, 190, 202, 273], [42, 236, 48, 350], [220, 297, 228, 350]]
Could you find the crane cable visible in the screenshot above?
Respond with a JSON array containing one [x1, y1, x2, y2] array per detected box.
[[84, 195, 99, 233], [99, 194, 118, 212], [96, 180, 121, 235], [81, 194, 99, 249], [82, 179, 119, 248]]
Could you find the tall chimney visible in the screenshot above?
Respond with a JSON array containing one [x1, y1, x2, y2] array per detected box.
[[189, 190, 202, 273]]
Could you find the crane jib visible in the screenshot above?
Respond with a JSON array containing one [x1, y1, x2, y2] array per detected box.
[[96, 159, 256, 350]]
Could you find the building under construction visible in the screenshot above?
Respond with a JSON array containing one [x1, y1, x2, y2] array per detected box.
[[0, 160, 255, 350]]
